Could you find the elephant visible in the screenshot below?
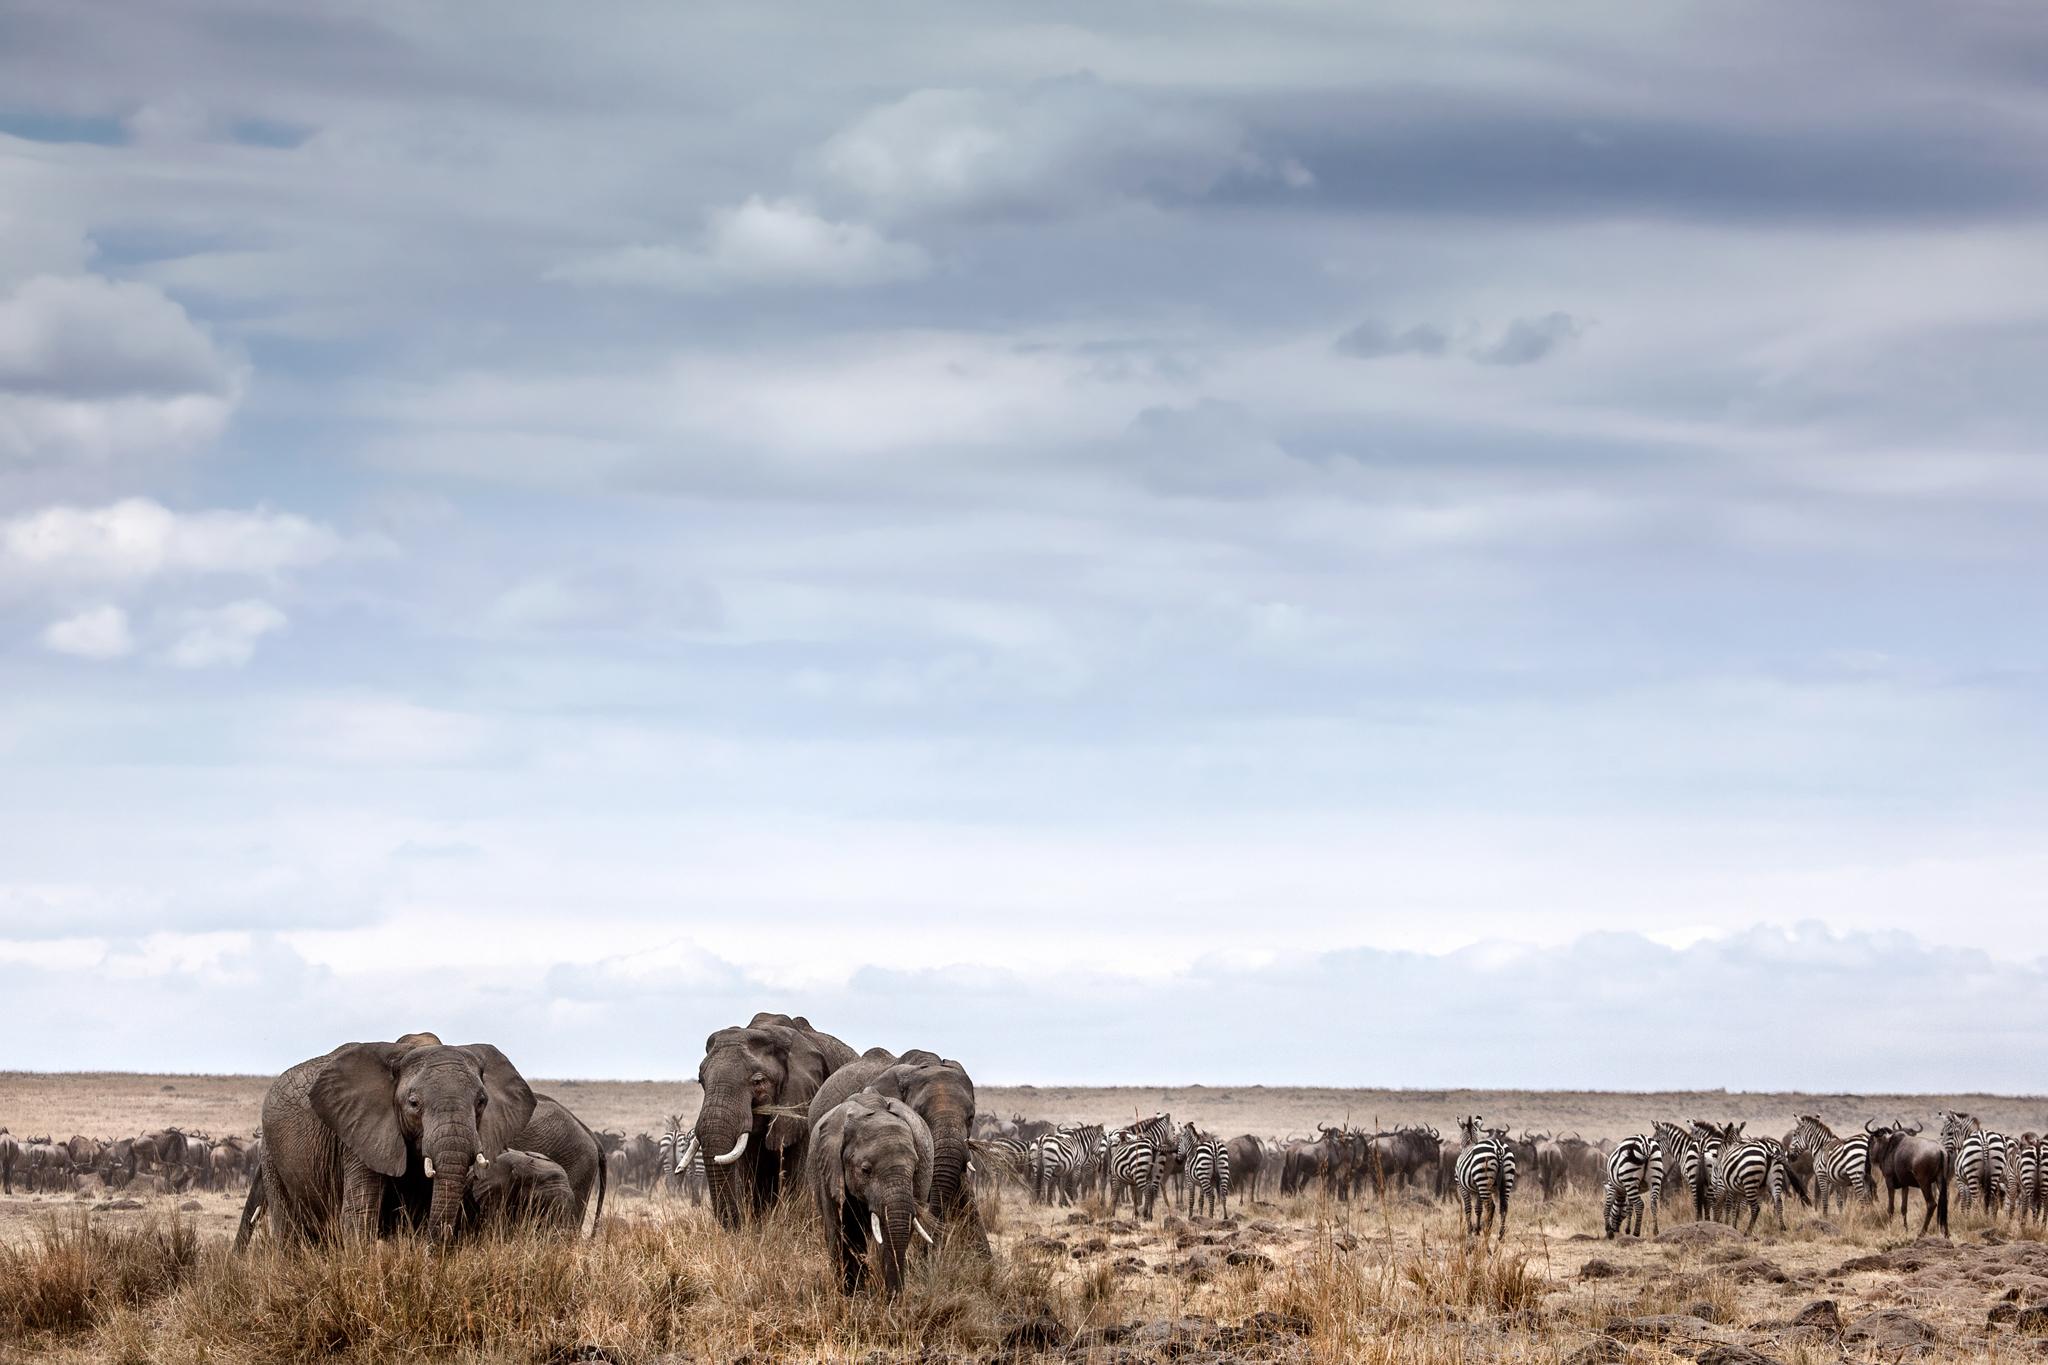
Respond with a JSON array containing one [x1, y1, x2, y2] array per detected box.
[[511, 1094, 607, 1234], [694, 1012, 858, 1228], [0, 1130, 17, 1194], [808, 1091, 934, 1295], [808, 1047, 985, 1254], [464, 1149, 578, 1235], [236, 1032, 534, 1248]]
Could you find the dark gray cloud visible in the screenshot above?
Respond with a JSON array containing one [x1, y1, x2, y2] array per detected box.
[[1334, 320, 1451, 360]]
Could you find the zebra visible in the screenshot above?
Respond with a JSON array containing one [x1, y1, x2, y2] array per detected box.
[[980, 1135, 1030, 1194], [1452, 1116, 1515, 1240], [1063, 1124, 1107, 1203], [1106, 1114, 1175, 1220], [1783, 1115, 1871, 1217], [1652, 1121, 1712, 1220], [658, 1113, 706, 1204], [1602, 1133, 1662, 1238], [1939, 1111, 2010, 1215], [1711, 1134, 1809, 1234], [1029, 1130, 1079, 1205], [1184, 1126, 1231, 1218], [2010, 1133, 2046, 1224]]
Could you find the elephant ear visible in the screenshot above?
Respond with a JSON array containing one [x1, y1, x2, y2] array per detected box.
[[810, 1102, 849, 1211], [764, 1027, 834, 1152], [461, 1044, 536, 1157], [888, 1097, 935, 1200], [310, 1042, 409, 1178]]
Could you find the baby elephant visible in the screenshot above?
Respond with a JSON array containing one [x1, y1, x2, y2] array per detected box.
[[465, 1149, 578, 1236], [809, 1091, 934, 1294]]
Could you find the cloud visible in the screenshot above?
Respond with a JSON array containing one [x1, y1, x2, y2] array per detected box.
[[0, 272, 244, 463], [1333, 320, 1452, 360], [554, 197, 929, 293], [40, 603, 133, 658], [160, 598, 287, 668], [818, 74, 1297, 220], [1472, 311, 1585, 366], [4, 923, 2045, 1090], [1, 498, 347, 588], [1334, 313, 1585, 366]]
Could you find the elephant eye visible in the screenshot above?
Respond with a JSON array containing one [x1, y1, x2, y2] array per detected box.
[[406, 1093, 420, 1109]]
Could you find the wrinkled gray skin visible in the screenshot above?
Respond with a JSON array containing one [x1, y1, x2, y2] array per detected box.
[[512, 1094, 607, 1235], [465, 1149, 578, 1235], [809, 1092, 934, 1295], [237, 1032, 534, 1248], [0, 1130, 16, 1195], [694, 1012, 857, 1228], [809, 1047, 984, 1254]]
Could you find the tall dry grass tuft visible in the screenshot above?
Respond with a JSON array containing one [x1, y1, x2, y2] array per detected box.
[[0, 1213, 203, 1338]]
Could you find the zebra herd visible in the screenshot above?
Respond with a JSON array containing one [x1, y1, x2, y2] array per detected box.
[[1596, 1112, 2048, 1241], [979, 1113, 1233, 1219]]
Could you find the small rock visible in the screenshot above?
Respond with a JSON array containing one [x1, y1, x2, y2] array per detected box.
[[2015, 1303, 2048, 1333], [1579, 1258, 1622, 1280], [1563, 1340, 1631, 1365], [1069, 1236, 1108, 1258], [1000, 1309, 1067, 1353], [93, 1199, 144, 1211], [1843, 1309, 1942, 1352], [1988, 1303, 2018, 1325], [180, 1200, 203, 1211], [1248, 1219, 1281, 1235], [1685, 1300, 1723, 1324], [1331, 1230, 1358, 1251], [1789, 1299, 1843, 1335], [1224, 1249, 1274, 1271], [1655, 1221, 1741, 1246], [1063, 1210, 1089, 1224], [1605, 1315, 1712, 1342], [1242, 1311, 1310, 1339], [1691, 1347, 1782, 1365]]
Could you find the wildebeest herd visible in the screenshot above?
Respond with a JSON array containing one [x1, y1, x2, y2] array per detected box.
[[4, 1012, 2044, 1298]]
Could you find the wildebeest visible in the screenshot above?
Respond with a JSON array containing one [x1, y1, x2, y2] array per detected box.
[[1866, 1119, 1949, 1238]]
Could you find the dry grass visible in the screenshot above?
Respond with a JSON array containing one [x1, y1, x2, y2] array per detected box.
[[4, 1179, 2042, 1365]]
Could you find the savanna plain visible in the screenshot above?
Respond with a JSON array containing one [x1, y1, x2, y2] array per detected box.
[[3, 1073, 2046, 1364]]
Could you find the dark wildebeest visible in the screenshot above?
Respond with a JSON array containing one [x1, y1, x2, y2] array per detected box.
[[1225, 1135, 1265, 1202], [1366, 1126, 1441, 1198], [1866, 1119, 1948, 1239]]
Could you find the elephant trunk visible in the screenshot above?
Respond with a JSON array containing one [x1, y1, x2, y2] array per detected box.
[[930, 1128, 971, 1217], [426, 1131, 477, 1238], [881, 1194, 915, 1294], [696, 1092, 753, 1229]]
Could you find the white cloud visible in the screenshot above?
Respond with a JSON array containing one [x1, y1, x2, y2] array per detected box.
[[1, 498, 347, 587], [818, 75, 1289, 219], [39, 603, 134, 659], [0, 273, 244, 463], [160, 598, 288, 668], [554, 197, 929, 293]]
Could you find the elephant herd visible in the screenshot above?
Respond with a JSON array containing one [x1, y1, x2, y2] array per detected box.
[[0, 1127, 256, 1196], [211, 1014, 981, 1296]]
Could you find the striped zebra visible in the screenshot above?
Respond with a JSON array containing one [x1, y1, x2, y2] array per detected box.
[[1939, 1111, 2010, 1215], [1064, 1124, 1107, 1202], [1106, 1114, 1175, 1220], [2011, 1133, 2046, 1224], [980, 1135, 1030, 1193], [658, 1114, 706, 1204], [1184, 1126, 1231, 1218], [1602, 1133, 1662, 1238], [1711, 1134, 1809, 1234], [1783, 1116, 1870, 1216], [1652, 1121, 1712, 1220], [1029, 1130, 1081, 1205], [1452, 1116, 1516, 1240]]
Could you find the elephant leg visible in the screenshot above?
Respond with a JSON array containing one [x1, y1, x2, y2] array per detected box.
[[836, 1206, 866, 1294], [340, 1159, 387, 1238]]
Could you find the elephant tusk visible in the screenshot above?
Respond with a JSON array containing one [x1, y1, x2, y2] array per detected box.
[[914, 1218, 935, 1245], [677, 1136, 699, 1174], [423, 1157, 436, 1178], [871, 1212, 884, 1247], [712, 1131, 749, 1165]]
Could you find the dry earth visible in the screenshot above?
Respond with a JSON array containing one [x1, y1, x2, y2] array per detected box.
[[5, 1074, 2048, 1363]]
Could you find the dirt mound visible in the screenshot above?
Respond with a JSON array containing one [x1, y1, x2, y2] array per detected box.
[[1656, 1221, 1741, 1246]]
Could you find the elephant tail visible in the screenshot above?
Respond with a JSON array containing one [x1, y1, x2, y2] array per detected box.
[[233, 1161, 267, 1253]]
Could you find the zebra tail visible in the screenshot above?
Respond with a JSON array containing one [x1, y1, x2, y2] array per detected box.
[[1779, 1152, 1811, 1207]]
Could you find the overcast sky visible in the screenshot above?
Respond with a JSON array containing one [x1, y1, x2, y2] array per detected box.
[[3, 2, 2046, 1090]]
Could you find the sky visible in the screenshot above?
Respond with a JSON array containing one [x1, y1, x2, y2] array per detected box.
[[2, 1, 2046, 1090]]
